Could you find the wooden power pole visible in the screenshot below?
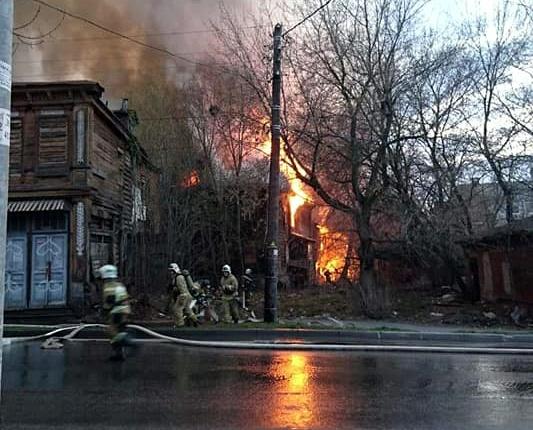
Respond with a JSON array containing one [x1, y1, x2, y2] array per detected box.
[[264, 23, 282, 323]]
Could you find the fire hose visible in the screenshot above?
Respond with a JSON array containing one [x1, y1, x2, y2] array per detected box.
[[4, 323, 533, 354]]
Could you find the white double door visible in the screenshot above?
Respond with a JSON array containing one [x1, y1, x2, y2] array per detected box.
[[5, 233, 67, 309]]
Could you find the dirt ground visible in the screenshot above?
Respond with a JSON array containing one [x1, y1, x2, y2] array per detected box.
[[130, 282, 532, 329], [252, 283, 533, 329]]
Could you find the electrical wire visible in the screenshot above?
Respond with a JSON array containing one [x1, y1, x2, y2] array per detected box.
[[22, 25, 268, 43], [14, 51, 211, 65], [31, 0, 214, 68], [14, 12, 65, 40], [14, 5, 41, 30], [282, 0, 334, 37]]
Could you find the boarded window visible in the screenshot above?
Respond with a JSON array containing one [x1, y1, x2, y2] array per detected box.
[[38, 115, 68, 166], [132, 185, 146, 222], [9, 118, 23, 173]]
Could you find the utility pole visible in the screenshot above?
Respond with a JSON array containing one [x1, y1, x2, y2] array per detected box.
[[264, 23, 282, 323], [0, 0, 14, 402]]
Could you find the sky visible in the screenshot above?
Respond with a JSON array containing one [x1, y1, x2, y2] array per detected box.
[[11, 0, 528, 100], [424, 0, 503, 29]]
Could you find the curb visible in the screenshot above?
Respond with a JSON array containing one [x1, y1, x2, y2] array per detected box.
[[4, 325, 533, 347]]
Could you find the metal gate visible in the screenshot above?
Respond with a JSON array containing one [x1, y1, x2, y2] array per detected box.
[[30, 234, 68, 308], [5, 236, 27, 309]]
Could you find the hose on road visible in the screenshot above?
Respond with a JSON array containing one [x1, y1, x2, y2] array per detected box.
[[4, 323, 533, 354]]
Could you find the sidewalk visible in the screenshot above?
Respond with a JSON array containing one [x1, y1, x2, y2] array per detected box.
[[287, 316, 533, 333]]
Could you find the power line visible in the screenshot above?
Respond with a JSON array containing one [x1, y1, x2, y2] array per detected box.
[[282, 0, 334, 37], [20, 25, 267, 43], [14, 5, 41, 30], [13, 65, 190, 79], [14, 50, 211, 65], [14, 11, 65, 40], [30, 0, 212, 68]]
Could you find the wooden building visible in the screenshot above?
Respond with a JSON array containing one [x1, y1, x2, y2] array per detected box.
[[464, 217, 533, 304], [4, 81, 154, 316], [280, 193, 318, 288]]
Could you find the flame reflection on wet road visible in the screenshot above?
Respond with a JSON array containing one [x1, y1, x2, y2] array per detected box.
[[3, 342, 533, 429], [268, 353, 315, 428]]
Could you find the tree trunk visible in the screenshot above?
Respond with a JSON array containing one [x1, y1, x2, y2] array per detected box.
[[236, 191, 245, 275], [356, 212, 385, 317], [505, 191, 514, 225], [340, 239, 354, 281], [220, 200, 230, 263]]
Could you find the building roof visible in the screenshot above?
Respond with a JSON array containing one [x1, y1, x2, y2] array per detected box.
[[464, 215, 533, 247], [12, 80, 153, 169], [13, 80, 104, 95]]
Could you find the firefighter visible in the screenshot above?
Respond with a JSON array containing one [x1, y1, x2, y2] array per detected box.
[[182, 269, 201, 297], [241, 268, 257, 320], [220, 264, 240, 323], [168, 263, 199, 327], [98, 264, 135, 361]]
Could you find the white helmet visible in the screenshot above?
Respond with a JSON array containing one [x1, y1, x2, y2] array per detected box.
[[245, 268, 252, 276], [168, 263, 180, 273], [222, 264, 231, 274], [98, 264, 118, 280]]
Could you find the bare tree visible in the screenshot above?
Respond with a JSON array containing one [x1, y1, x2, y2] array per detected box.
[[273, 0, 434, 315], [462, 0, 532, 224]]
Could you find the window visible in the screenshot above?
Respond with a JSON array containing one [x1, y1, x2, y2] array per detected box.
[[512, 200, 523, 218], [38, 112, 68, 167], [33, 212, 67, 232], [132, 186, 146, 222], [9, 117, 23, 174], [526, 199, 533, 217], [7, 214, 28, 234]]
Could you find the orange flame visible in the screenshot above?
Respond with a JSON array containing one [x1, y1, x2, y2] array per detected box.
[[288, 178, 307, 228], [316, 225, 349, 282], [259, 127, 354, 283], [258, 137, 308, 228], [182, 170, 200, 188]]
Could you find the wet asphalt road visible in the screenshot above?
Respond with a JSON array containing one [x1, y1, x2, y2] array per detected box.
[[2, 341, 533, 429]]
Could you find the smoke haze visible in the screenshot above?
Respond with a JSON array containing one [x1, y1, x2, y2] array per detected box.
[[13, 0, 258, 98]]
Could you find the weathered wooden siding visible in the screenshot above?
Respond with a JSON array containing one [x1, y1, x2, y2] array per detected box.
[[88, 113, 135, 275], [38, 114, 68, 166], [7, 82, 154, 314], [8, 117, 23, 174]]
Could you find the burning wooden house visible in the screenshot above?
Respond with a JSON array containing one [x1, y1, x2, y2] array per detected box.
[[279, 184, 318, 288], [279, 176, 358, 288]]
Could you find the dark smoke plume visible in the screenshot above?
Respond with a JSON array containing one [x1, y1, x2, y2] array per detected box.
[[13, 0, 256, 97]]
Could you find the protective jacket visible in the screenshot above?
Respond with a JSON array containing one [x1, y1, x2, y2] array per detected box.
[[170, 272, 197, 326], [220, 274, 239, 298], [183, 270, 200, 296], [102, 281, 131, 315], [172, 273, 192, 299]]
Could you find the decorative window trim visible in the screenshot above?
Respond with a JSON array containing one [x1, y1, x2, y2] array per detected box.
[[76, 202, 86, 256], [76, 109, 86, 165]]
